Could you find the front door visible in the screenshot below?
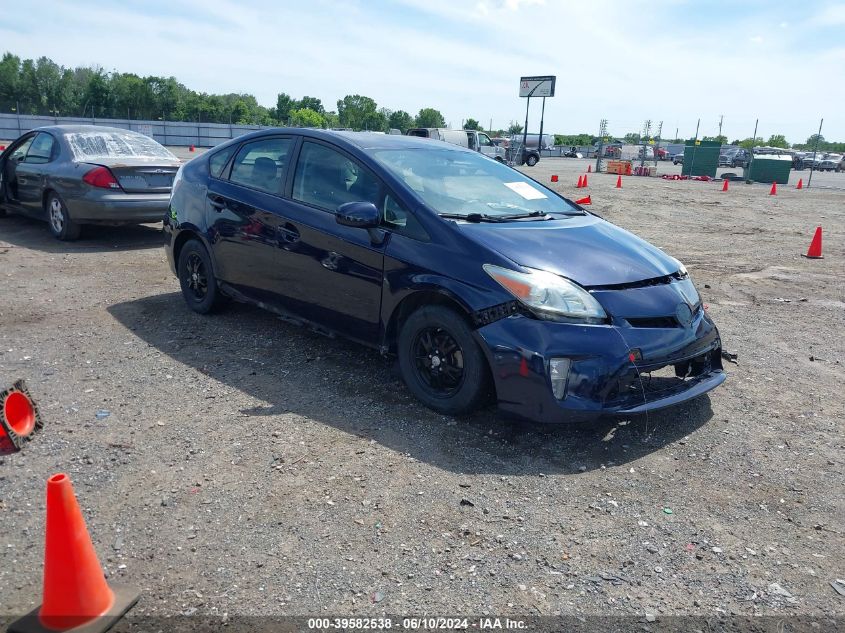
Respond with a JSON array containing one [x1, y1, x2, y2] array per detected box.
[[274, 139, 387, 344], [14, 132, 58, 215], [1, 134, 35, 205], [205, 135, 296, 308]]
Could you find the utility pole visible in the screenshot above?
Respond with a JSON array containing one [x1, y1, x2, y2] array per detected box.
[[718, 114, 724, 138], [654, 121, 663, 166], [640, 119, 651, 169], [807, 118, 823, 189], [595, 119, 608, 173], [745, 118, 759, 184]]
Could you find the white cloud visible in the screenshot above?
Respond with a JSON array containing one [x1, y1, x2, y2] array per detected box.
[[750, 35, 764, 43]]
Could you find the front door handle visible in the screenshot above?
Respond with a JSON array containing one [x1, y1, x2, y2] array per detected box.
[[208, 195, 227, 212], [278, 223, 300, 243]]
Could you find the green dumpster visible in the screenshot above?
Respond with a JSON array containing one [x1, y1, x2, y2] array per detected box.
[[682, 140, 720, 178], [744, 154, 791, 184]]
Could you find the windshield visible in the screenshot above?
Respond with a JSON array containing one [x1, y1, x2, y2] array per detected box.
[[65, 130, 176, 161], [372, 147, 582, 217]]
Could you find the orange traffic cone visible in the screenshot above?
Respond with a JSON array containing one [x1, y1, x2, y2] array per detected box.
[[576, 175, 583, 188], [587, 164, 592, 173], [575, 195, 591, 205], [769, 182, 777, 195], [796, 178, 803, 190], [582, 174, 588, 187], [550, 174, 558, 183], [722, 179, 729, 192], [803, 226, 823, 259], [8, 474, 138, 633], [0, 380, 42, 452], [616, 175, 622, 188], [189, 145, 195, 152]]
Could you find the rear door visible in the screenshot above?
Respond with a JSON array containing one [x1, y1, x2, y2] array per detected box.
[[205, 135, 297, 307], [272, 139, 387, 344], [15, 132, 58, 215]]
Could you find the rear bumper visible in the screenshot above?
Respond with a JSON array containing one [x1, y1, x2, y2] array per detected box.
[[476, 308, 725, 424], [66, 192, 170, 224]]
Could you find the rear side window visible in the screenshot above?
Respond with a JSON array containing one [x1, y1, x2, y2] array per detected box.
[[208, 146, 236, 178], [293, 141, 381, 211], [228, 138, 293, 195], [24, 133, 56, 164]]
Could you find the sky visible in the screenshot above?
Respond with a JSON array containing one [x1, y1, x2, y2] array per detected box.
[[1, 0, 843, 142]]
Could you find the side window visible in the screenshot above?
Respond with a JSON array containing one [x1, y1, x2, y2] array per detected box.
[[293, 141, 381, 211], [478, 134, 492, 147], [10, 136, 35, 161], [383, 193, 428, 241], [24, 133, 56, 164], [208, 145, 236, 178], [466, 133, 476, 150], [228, 137, 292, 194]]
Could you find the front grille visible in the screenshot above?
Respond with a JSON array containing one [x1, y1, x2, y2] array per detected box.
[[626, 316, 678, 328]]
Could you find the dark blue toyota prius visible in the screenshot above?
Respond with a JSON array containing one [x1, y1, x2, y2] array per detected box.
[[164, 129, 725, 423]]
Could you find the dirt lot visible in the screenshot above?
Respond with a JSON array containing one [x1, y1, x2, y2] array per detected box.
[[0, 157, 843, 625]]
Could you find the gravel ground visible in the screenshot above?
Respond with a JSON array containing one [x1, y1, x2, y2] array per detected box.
[[0, 157, 843, 624]]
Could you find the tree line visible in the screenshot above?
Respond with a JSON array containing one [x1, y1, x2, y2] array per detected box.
[[2, 52, 843, 149], [0, 52, 448, 132]]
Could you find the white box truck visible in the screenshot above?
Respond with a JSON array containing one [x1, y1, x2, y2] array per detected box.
[[406, 128, 506, 162]]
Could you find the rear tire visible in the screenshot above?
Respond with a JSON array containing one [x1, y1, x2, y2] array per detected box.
[[178, 239, 225, 314], [525, 154, 538, 167], [397, 305, 489, 416], [46, 193, 81, 240]]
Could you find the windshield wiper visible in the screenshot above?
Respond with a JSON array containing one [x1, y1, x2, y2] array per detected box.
[[437, 213, 510, 223]]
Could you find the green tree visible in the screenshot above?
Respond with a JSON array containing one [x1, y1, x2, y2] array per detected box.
[[738, 137, 764, 149], [464, 118, 481, 130], [415, 107, 445, 128], [298, 96, 324, 114], [289, 107, 325, 128], [275, 92, 296, 123], [766, 134, 789, 148], [806, 134, 824, 147], [507, 121, 523, 135], [387, 109, 414, 133], [337, 94, 385, 130], [0, 53, 21, 112], [623, 132, 641, 144], [703, 134, 728, 144]]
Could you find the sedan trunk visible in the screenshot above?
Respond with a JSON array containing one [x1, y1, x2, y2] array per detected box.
[[86, 158, 180, 194]]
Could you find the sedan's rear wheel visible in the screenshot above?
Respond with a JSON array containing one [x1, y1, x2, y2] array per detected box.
[[398, 305, 489, 415], [178, 239, 225, 314], [46, 193, 81, 240]]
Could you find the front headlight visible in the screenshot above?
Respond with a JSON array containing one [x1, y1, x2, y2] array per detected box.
[[483, 264, 607, 322]]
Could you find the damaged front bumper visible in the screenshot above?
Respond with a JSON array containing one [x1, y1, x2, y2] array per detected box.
[[474, 296, 725, 424]]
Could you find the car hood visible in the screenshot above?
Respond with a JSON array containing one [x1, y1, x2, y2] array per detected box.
[[456, 214, 680, 287]]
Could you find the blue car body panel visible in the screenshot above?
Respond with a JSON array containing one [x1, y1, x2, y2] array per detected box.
[[164, 128, 725, 423]]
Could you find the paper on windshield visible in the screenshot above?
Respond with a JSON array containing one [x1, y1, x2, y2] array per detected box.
[[504, 181, 547, 200]]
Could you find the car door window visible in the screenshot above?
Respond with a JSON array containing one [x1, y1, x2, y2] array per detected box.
[[9, 136, 35, 161], [23, 133, 56, 164], [383, 193, 427, 241], [209, 145, 236, 179], [478, 134, 493, 147], [293, 141, 381, 211], [228, 137, 292, 194]]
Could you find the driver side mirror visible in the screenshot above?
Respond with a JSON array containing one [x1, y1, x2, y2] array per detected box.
[[336, 201, 380, 229]]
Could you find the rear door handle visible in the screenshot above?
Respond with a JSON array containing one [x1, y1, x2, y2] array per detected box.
[[278, 223, 300, 243], [208, 195, 227, 212]]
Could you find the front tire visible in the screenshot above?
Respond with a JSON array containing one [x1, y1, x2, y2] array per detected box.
[[178, 239, 225, 314], [525, 154, 538, 167], [397, 305, 490, 416], [46, 193, 81, 240]]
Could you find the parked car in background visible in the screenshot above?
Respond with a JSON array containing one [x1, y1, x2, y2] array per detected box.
[[799, 153, 823, 170], [730, 149, 751, 168], [818, 154, 843, 172], [672, 153, 684, 165], [655, 148, 669, 160], [165, 129, 725, 423], [0, 125, 180, 240], [718, 152, 733, 167]]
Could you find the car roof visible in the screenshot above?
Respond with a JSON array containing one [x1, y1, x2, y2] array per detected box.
[[31, 124, 150, 136], [239, 127, 474, 154]]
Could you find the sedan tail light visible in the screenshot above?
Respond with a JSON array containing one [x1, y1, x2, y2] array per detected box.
[[82, 166, 121, 189]]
